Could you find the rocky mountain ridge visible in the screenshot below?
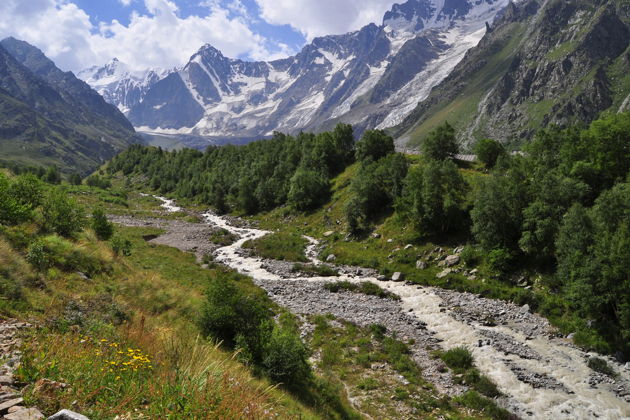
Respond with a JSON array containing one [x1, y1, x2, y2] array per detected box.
[[394, 0, 630, 148], [80, 0, 511, 141], [0, 38, 139, 174]]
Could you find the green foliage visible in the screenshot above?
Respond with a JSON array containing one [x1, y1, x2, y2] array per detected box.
[[421, 122, 459, 161], [111, 236, 132, 257], [324, 281, 401, 300], [287, 169, 329, 211], [41, 188, 86, 237], [440, 347, 474, 371], [474, 139, 505, 168], [0, 173, 33, 225], [243, 232, 308, 262], [397, 159, 468, 235], [487, 248, 514, 274], [86, 175, 112, 189], [92, 208, 114, 240], [587, 357, 616, 377], [44, 166, 61, 184], [263, 324, 311, 386], [460, 246, 480, 267], [355, 129, 394, 162], [68, 173, 82, 185], [455, 391, 512, 420]]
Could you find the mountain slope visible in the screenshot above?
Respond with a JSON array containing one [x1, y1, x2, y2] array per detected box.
[[395, 0, 630, 148], [83, 0, 511, 141], [0, 39, 139, 174]]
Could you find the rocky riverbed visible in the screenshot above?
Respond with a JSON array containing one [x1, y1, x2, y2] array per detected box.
[[114, 197, 630, 420]]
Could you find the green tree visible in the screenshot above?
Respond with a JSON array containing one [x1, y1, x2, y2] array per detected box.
[[397, 160, 467, 235], [263, 324, 311, 386], [474, 139, 505, 168], [421, 122, 459, 161], [0, 173, 31, 225], [92, 207, 114, 240], [355, 130, 394, 162], [42, 188, 86, 237], [287, 169, 329, 211]]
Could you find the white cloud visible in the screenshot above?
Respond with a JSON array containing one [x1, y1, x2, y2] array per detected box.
[[0, 0, 286, 72], [254, 0, 398, 41], [118, 0, 133, 6]]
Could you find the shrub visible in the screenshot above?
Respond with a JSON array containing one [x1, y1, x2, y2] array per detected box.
[[0, 173, 31, 225], [287, 169, 329, 211], [92, 208, 114, 240], [460, 246, 480, 267], [487, 248, 513, 274], [27, 240, 49, 271], [440, 347, 474, 370], [42, 189, 86, 237], [474, 139, 505, 169], [262, 324, 311, 386], [111, 236, 132, 257], [421, 122, 459, 161], [587, 357, 616, 377]]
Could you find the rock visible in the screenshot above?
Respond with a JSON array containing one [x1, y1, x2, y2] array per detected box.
[[445, 255, 460, 267], [416, 260, 427, 270], [75, 272, 89, 281], [7, 406, 23, 413], [47, 410, 91, 420], [371, 233, 381, 239], [521, 304, 530, 313], [0, 393, 18, 403], [391, 272, 404, 282], [0, 398, 23, 414], [323, 231, 335, 237], [0, 376, 13, 385], [567, 333, 575, 340], [467, 275, 477, 281], [386, 239, 393, 244], [436, 268, 452, 279], [4, 408, 44, 420], [470, 268, 479, 274], [404, 244, 413, 250], [377, 275, 387, 282], [325, 254, 336, 262]]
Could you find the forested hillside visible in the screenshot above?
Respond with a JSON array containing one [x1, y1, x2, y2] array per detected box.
[[109, 112, 630, 358]]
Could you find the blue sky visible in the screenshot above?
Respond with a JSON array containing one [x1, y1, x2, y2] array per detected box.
[[0, 0, 399, 71]]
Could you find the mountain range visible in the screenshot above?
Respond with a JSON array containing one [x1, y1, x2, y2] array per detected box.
[[80, 0, 512, 142], [0, 37, 139, 174]]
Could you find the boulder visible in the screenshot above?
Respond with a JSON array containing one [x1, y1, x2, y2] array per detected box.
[[323, 231, 335, 237], [391, 272, 404, 282], [436, 268, 452, 279], [376, 275, 388, 282], [48, 410, 90, 420], [0, 398, 23, 414], [415, 260, 427, 270], [4, 408, 44, 420], [325, 254, 336, 262], [445, 255, 460, 267]]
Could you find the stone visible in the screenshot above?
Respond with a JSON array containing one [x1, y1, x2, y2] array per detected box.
[[404, 244, 413, 250], [7, 406, 23, 413], [0, 393, 18, 403], [323, 231, 335, 237], [521, 304, 530, 313], [470, 268, 479, 274], [48, 410, 91, 420], [371, 233, 381, 239], [325, 254, 336, 262], [445, 255, 460, 267], [467, 275, 477, 281], [4, 408, 44, 420], [0, 376, 13, 385], [567, 333, 575, 340], [415, 260, 427, 270], [436, 268, 452, 279], [386, 239, 393, 244], [391, 272, 404, 282], [0, 398, 23, 414], [376, 275, 387, 282]]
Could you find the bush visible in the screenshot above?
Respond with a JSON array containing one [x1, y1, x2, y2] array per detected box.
[[0, 173, 31, 225], [587, 357, 616, 377], [92, 208, 114, 240], [42, 189, 86, 237], [287, 169, 329, 211], [487, 248, 514, 274], [111, 236, 132, 257], [262, 324, 311, 386], [460, 246, 480, 267], [86, 175, 112, 189], [440, 346, 474, 370], [27, 240, 49, 271]]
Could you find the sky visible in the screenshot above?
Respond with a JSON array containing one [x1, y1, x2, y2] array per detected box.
[[0, 0, 400, 72]]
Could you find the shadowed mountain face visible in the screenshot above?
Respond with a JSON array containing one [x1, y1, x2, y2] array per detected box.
[[81, 0, 510, 141], [0, 38, 139, 174], [394, 0, 630, 149]]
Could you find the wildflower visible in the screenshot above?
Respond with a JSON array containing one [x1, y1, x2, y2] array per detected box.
[[115, 376, 121, 381]]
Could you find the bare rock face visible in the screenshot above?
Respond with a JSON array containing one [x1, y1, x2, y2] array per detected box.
[[48, 410, 91, 420]]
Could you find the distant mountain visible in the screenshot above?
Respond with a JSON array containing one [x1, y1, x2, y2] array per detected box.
[[0, 38, 139, 174], [394, 0, 630, 149], [81, 0, 511, 141], [77, 58, 170, 115]]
